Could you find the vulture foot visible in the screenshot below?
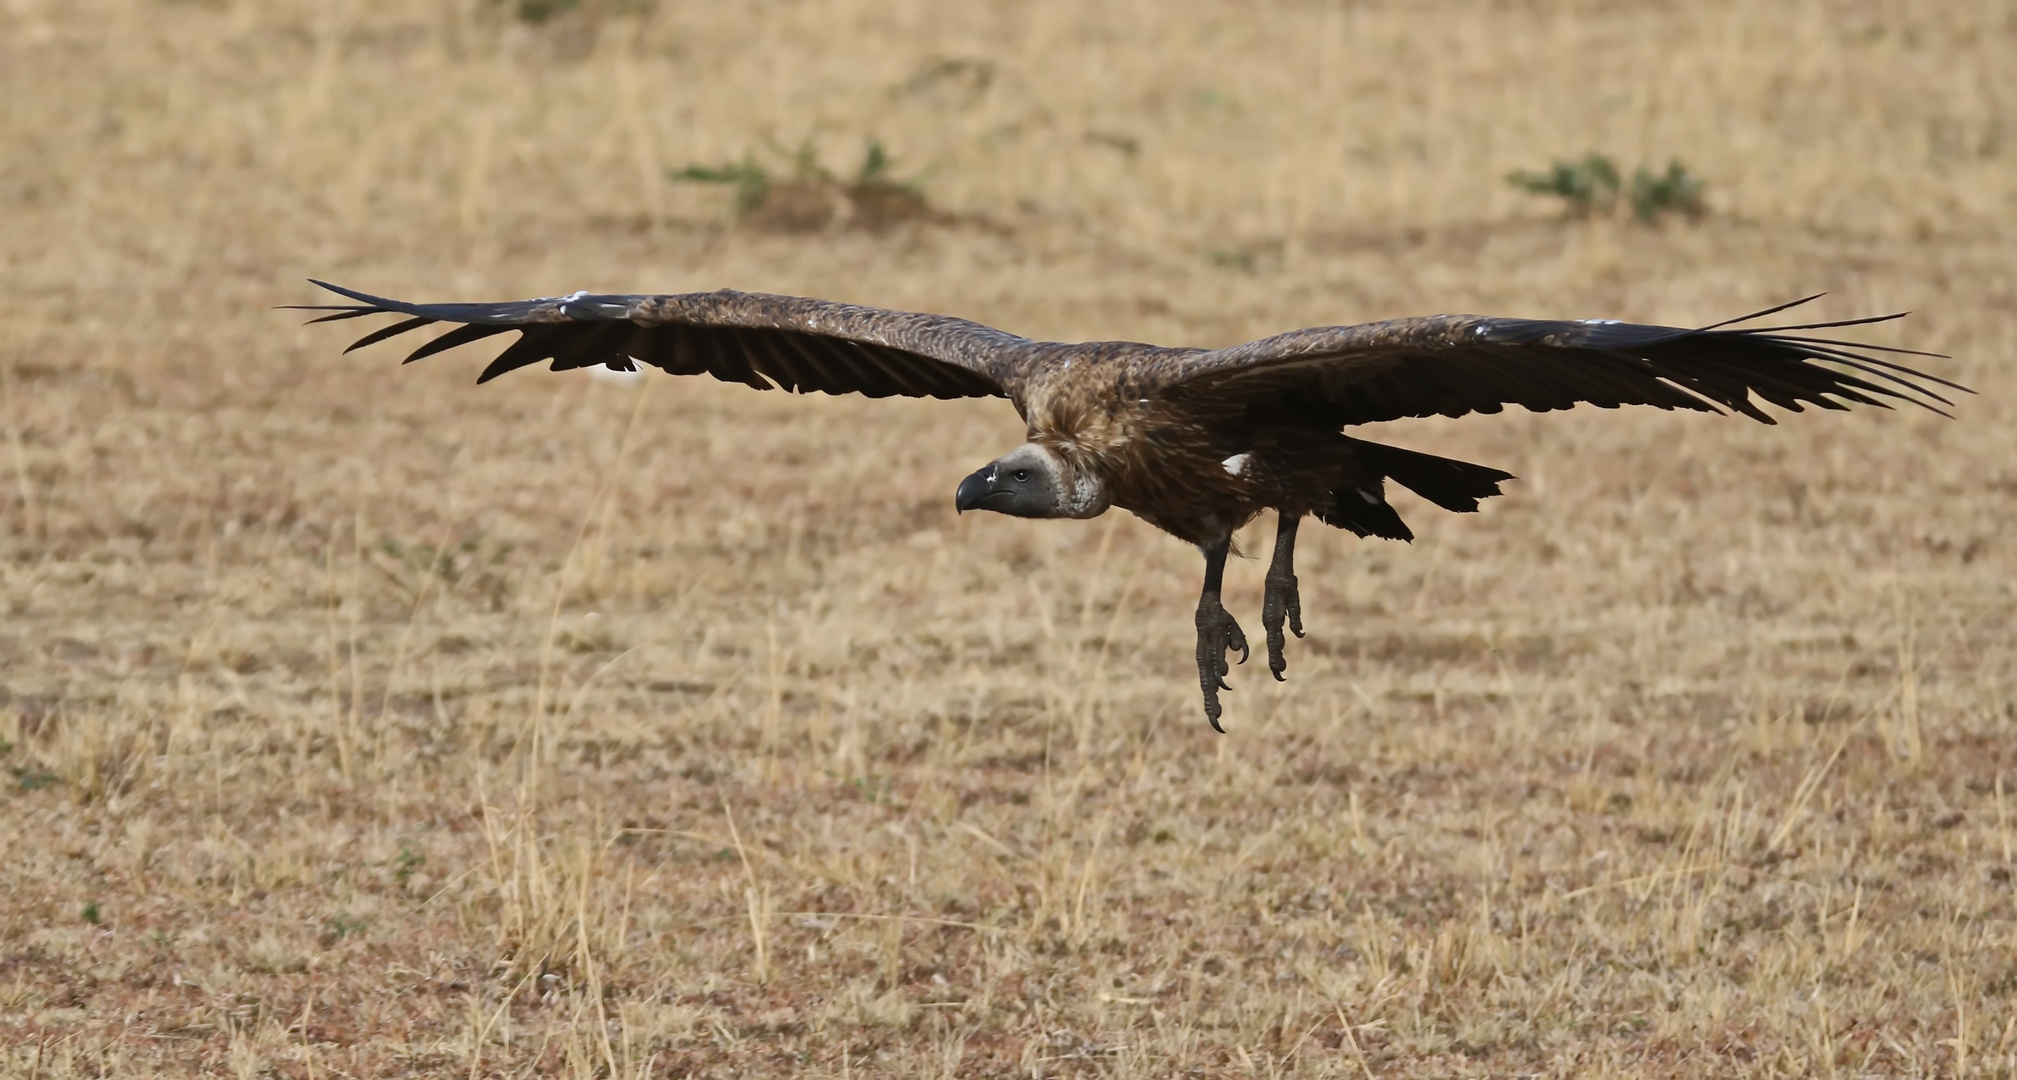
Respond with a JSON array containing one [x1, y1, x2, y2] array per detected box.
[[1262, 513, 1305, 681], [1261, 566, 1303, 681], [1195, 596, 1249, 732]]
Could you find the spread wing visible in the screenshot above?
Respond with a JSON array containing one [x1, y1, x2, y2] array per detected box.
[[1156, 298, 1964, 425], [292, 280, 1036, 400]]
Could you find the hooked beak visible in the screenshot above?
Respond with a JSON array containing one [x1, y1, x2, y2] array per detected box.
[[955, 467, 995, 514]]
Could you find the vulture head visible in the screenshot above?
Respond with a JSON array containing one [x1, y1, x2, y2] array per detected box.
[[956, 443, 1110, 520]]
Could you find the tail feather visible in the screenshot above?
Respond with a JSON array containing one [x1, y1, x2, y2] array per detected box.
[[1319, 478, 1415, 541], [1349, 438, 1513, 513], [1317, 439, 1513, 540]]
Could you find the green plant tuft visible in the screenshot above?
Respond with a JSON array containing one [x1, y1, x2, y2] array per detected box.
[[1627, 160, 1707, 223], [671, 140, 932, 232], [1205, 247, 1257, 272], [392, 841, 425, 885], [504, 0, 576, 21], [1506, 153, 1624, 216], [848, 141, 928, 207], [487, 0, 655, 24], [12, 765, 58, 791], [1508, 153, 1705, 223], [672, 155, 773, 217]]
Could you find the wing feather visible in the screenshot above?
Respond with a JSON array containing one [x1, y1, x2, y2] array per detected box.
[[547, 320, 632, 372], [779, 333, 870, 395], [402, 322, 516, 364], [864, 343, 941, 398], [478, 326, 573, 383], [705, 329, 773, 390], [297, 280, 1024, 400], [618, 325, 657, 371], [747, 331, 810, 391], [344, 317, 433, 354], [657, 325, 707, 377], [1159, 303, 1959, 425], [825, 338, 894, 395], [684, 327, 729, 386]]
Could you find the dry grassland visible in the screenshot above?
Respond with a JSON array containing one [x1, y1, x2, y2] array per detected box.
[[4, 0, 2016, 1075]]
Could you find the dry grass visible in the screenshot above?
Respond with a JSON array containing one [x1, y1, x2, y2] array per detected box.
[[3, 0, 2016, 1076]]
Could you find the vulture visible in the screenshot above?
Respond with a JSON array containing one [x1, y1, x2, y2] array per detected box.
[[298, 280, 1961, 730]]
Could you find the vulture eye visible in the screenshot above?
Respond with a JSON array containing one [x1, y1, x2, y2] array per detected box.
[[1013, 469, 1030, 482]]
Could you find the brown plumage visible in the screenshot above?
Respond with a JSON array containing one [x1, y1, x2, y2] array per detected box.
[[296, 280, 1964, 729]]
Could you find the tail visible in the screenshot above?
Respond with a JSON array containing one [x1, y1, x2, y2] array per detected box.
[[1353, 439, 1515, 513], [1318, 439, 1515, 541]]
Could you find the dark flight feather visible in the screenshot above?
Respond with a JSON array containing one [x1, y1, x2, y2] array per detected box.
[[343, 316, 432, 354], [1157, 302, 1958, 427], [402, 322, 515, 364], [478, 325, 574, 383], [291, 280, 1013, 401]]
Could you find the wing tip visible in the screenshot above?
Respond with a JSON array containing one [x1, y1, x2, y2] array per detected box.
[[1694, 293, 1828, 332], [307, 279, 380, 305]]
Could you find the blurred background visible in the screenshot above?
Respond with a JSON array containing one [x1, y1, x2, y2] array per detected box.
[[3, 1, 2014, 1076]]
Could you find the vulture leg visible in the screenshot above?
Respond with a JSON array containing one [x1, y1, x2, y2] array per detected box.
[[1194, 536, 1250, 732], [1261, 512, 1305, 681]]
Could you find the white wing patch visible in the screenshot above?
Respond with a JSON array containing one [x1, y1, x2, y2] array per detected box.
[[1221, 453, 1251, 477]]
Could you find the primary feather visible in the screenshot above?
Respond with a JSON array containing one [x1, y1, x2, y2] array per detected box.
[[298, 279, 1016, 399]]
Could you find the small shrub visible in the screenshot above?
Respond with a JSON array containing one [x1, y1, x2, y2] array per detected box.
[[500, 0, 575, 20], [1507, 153, 1622, 217], [1205, 247, 1257, 272], [1508, 153, 1705, 223], [844, 142, 930, 228], [1627, 160, 1706, 222], [487, 0, 655, 24], [671, 140, 933, 233], [671, 156, 771, 217], [1204, 239, 1281, 273]]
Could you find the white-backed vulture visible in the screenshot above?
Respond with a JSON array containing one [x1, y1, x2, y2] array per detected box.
[[298, 281, 1962, 729]]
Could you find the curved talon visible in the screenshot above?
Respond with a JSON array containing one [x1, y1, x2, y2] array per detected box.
[[1195, 592, 1248, 730], [1262, 569, 1302, 681], [1261, 513, 1306, 683]]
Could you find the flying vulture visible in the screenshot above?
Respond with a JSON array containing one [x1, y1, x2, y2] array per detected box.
[[297, 281, 1961, 729]]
